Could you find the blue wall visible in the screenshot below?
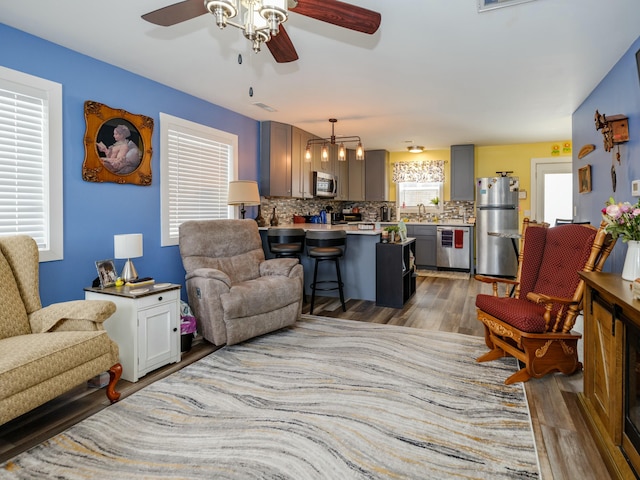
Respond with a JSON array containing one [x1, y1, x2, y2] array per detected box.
[[0, 24, 260, 305], [573, 35, 640, 273]]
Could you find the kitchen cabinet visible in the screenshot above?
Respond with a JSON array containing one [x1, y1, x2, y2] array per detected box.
[[260, 121, 292, 197], [85, 284, 181, 383], [376, 238, 416, 308], [450, 144, 475, 201], [348, 148, 365, 201], [407, 224, 437, 268], [291, 126, 313, 199], [578, 272, 638, 479], [365, 149, 389, 201], [335, 153, 349, 200]]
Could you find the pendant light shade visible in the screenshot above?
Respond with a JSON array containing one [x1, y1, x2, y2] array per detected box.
[[306, 118, 365, 163]]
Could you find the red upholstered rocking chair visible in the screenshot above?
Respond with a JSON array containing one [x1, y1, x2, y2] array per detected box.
[[475, 218, 616, 385]]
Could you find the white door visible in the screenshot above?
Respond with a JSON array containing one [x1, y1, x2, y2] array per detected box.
[[530, 158, 572, 225]]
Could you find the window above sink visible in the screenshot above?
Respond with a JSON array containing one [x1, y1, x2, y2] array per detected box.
[[397, 182, 443, 214]]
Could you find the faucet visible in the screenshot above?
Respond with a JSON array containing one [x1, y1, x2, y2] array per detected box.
[[417, 203, 425, 222]]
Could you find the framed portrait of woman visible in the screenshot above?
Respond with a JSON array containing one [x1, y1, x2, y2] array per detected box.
[[82, 101, 154, 186]]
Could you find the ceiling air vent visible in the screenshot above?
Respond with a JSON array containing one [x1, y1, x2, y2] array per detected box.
[[478, 0, 536, 12], [252, 102, 277, 112]]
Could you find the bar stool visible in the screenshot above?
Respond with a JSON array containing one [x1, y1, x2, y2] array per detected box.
[[268, 228, 307, 303], [306, 230, 347, 314], [267, 228, 306, 260]]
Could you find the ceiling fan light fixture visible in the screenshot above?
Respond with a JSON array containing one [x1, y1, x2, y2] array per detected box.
[[142, 1, 381, 64], [205, 0, 238, 28], [204, 0, 287, 50], [408, 145, 424, 153], [260, 0, 288, 36]]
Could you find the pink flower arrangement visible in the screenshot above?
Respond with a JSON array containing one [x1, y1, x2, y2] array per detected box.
[[602, 197, 640, 242]]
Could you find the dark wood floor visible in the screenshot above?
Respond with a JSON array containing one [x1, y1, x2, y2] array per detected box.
[[0, 275, 612, 479]]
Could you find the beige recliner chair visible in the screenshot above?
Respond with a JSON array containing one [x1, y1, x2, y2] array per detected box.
[[0, 235, 121, 426], [179, 219, 303, 346]]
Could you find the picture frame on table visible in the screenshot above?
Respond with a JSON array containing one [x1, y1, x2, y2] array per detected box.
[[95, 259, 118, 288], [578, 165, 592, 194]]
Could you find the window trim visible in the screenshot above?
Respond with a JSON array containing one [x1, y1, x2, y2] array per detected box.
[[0, 66, 63, 262], [396, 181, 444, 214], [159, 112, 238, 247]]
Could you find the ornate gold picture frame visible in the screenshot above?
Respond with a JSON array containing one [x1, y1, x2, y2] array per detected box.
[[82, 101, 154, 186]]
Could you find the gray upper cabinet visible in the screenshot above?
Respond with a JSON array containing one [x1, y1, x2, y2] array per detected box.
[[450, 144, 475, 201], [291, 126, 313, 199], [260, 121, 292, 197], [365, 150, 389, 201], [348, 149, 365, 201], [335, 154, 349, 200]]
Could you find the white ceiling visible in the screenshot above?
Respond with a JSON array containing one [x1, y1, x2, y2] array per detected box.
[[1, 0, 639, 152]]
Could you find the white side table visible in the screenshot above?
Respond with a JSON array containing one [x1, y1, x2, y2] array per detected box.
[[84, 283, 181, 382]]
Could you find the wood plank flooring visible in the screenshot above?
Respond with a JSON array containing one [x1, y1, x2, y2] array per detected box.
[[0, 275, 612, 479]]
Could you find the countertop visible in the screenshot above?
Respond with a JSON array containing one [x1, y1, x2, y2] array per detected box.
[[260, 221, 475, 235], [379, 221, 475, 227], [260, 223, 381, 235]]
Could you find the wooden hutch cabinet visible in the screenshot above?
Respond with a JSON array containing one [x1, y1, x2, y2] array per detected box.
[[578, 272, 640, 479]]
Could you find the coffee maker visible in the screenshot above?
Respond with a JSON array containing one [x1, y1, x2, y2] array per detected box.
[[380, 205, 392, 222]]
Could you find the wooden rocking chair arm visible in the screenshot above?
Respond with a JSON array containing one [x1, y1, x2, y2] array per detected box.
[[526, 292, 578, 306], [474, 275, 519, 286]]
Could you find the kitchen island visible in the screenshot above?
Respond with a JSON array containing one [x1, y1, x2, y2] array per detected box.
[[260, 224, 382, 302], [260, 220, 475, 303]]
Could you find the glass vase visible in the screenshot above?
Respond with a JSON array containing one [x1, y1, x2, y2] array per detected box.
[[622, 240, 640, 281]]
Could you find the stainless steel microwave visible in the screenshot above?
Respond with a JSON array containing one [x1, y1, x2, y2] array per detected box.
[[313, 171, 337, 198]]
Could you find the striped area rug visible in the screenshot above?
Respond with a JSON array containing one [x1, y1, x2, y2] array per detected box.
[[1, 316, 538, 479]]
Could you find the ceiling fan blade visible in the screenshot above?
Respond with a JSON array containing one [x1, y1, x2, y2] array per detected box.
[[142, 0, 208, 27], [291, 0, 381, 35], [266, 26, 299, 63]]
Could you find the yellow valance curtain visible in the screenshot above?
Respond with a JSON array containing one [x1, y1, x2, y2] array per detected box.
[[392, 160, 445, 183]]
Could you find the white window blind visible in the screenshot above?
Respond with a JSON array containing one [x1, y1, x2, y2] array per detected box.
[[160, 113, 238, 246], [0, 67, 62, 261]]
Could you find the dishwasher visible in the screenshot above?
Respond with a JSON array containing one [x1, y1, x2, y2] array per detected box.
[[436, 226, 471, 270]]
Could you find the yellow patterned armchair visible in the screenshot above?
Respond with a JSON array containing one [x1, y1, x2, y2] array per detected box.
[[0, 236, 122, 425]]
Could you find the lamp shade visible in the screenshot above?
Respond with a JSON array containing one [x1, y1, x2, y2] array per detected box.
[[227, 180, 260, 206], [114, 233, 143, 259]]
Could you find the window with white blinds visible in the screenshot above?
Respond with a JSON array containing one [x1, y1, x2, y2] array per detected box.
[[160, 113, 238, 246], [0, 67, 63, 261]]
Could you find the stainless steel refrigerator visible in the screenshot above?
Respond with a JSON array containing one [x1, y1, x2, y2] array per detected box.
[[476, 176, 520, 277]]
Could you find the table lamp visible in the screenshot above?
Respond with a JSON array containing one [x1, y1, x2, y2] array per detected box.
[[114, 233, 143, 282], [227, 180, 261, 219]]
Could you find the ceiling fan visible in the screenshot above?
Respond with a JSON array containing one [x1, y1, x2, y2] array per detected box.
[[141, 0, 381, 63]]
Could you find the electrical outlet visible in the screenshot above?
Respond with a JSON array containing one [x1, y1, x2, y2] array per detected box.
[[633, 180, 640, 197]]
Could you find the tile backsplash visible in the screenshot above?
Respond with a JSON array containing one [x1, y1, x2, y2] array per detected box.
[[256, 198, 474, 225]]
